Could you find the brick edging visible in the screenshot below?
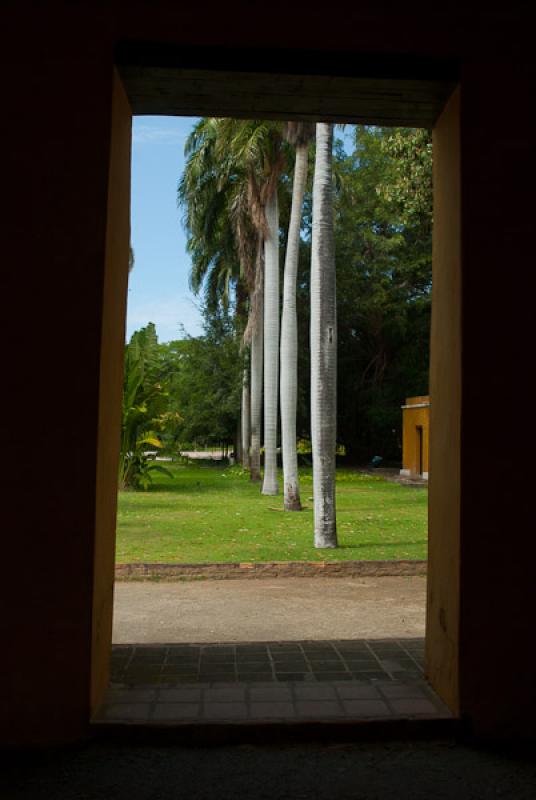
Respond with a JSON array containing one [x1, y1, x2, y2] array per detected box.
[[115, 560, 427, 581]]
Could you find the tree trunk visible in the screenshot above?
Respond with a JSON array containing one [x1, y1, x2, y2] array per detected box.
[[241, 359, 251, 468], [236, 413, 242, 464], [280, 143, 308, 511], [250, 300, 263, 482], [310, 123, 338, 547], [262, 190, 280, 495]]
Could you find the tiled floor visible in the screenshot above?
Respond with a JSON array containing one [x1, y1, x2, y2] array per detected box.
[[110, 639, 425, 684], [94, 639, 452, 725]]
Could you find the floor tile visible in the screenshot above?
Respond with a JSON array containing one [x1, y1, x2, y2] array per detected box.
[[275, 673, 309, 681], [102, 638, 448, 726], [103, 703, 152, 721], [249, 702, 295, 719], [204, 688, 246, 702], [342, 699, 391, 717], [236, 656, 271, 663], [200, 654, 235, 663], [294, 686, 337, 700], [161, 664, 199, 673], [336, 684, 381, 700], [157, 688, 202, 702], [377, 682, 426, 698], [295, 701, 343, 718], [249, 687, 292, 702], [237, 672, 273, 681], [390, 670, 422, 680], [203, 702, 248, 719], [161, 672, 199, 686], [132, 647, 167, 657], [107, 689, 156, 703], [350, 671, 386, 681], [199, 670, 236, 678], [152, 703, 200, 720], [311, 672, 351, 681], [389, 698, 438, 716]]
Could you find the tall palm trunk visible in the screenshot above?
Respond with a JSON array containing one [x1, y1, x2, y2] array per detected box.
[[261, 190, 280, 495], [310, 123, 338, 547], [280, 142, 308, 510], [250, 301, 263, 482], [241, 359, 251, 468]]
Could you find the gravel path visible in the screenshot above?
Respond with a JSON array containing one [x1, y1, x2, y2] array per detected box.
[[113, 576, 426, 643]]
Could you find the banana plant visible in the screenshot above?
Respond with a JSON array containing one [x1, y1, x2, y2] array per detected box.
[[119, 326, 174, 490]]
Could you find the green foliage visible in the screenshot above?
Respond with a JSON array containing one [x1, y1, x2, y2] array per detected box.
[[119, 323, 176, 490], [121, 310, 243, 491], [377, 128, 433, 226]]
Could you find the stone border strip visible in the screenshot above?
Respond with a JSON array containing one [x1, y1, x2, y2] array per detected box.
[[115, 560, 426, 581]]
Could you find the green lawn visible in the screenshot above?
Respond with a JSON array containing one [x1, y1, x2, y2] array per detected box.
[[116, 462, 427, 563]]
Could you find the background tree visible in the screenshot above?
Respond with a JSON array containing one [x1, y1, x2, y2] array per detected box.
[[378, 127, 432, 226], [162, 309, 243, 454]]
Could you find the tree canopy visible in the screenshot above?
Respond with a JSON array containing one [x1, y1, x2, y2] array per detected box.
[[124, 123, 433, 486], [296, 126, 432, 461]]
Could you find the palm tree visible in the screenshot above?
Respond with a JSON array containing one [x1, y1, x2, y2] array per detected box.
[[179, 119, 253, 470], [180, 118, 288, 488], [179, 118, 268, 482], [280, 123, 315, 511], [240, 358, 251, 468], [179, 119, 239, 312], [261, 184, 280, 495], [248, 246, 264, 482], [218, 120, 285, 494], [310, 122, 338, 547]]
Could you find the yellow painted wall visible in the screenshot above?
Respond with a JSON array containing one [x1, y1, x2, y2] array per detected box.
[[402, 396, 430, 477], [91, 71, 132, 717], [426, 88, 461, 717]]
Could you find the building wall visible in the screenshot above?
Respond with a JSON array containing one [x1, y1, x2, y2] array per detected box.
[[2, 19, 120, 744], [458, 55, 536, 741], [401, 397, 430, 477], [91, 71, 132, 718], [1, 3, 535, 745], [426, 91, 461, 717]]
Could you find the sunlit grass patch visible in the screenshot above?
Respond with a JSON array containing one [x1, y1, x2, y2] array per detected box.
[[115, 462, 427, 563]]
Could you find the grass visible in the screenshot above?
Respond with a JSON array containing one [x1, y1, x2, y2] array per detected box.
[[116, 462, 428, 563]]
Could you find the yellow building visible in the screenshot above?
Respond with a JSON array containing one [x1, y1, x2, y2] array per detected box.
[[401, 395, 430, 479]]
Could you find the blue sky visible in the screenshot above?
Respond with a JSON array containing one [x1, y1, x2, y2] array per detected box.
[[127, 115, 203, 343]]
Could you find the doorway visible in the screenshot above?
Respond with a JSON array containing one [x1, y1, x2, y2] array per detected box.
[[417, 426, 424, 476], [92, 55, 462, 728]]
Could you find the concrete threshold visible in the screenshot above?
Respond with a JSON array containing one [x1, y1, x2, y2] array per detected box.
[[91, 716, 459, 747]]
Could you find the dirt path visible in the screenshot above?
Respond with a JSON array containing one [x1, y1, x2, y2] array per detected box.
[[112, 576, 426, 643]]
